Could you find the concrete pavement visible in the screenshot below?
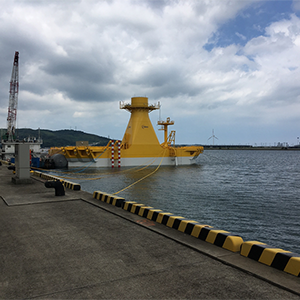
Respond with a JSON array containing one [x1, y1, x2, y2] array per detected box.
[[0, 164, 299, 299]]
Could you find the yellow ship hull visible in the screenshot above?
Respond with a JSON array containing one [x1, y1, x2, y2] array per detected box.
[[49, 144, 203, 167]]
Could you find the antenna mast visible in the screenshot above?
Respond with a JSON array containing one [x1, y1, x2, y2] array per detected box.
[[6, 51, 19, 141]]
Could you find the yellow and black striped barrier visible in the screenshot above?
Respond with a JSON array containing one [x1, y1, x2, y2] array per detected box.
[[240, 241, 300, 277], [62, 180, 81, 191], [32, 170, 57, 181], [33, 170, 49, 179], [93, 191, 125, 207], [121, 200, 243, 253], [31, 171, 81, 191], [92, 193, 300, 276], [189, 225, 243, 253]]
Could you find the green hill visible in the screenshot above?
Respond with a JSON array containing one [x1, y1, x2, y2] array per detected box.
[[0, 128, 111, 148]]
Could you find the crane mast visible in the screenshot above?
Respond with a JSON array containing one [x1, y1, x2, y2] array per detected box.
[[6, 51, 19, 141]]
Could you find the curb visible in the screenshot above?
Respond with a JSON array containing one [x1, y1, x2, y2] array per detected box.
[[93, 191, 125, 207], [241, 241, 300, 277], [31, 170, 81, 191], [93, 190, 300, 276], [121, 200, 243, 253]]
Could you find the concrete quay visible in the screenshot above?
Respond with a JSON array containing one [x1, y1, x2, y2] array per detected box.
[[0, 165, 299, 299]]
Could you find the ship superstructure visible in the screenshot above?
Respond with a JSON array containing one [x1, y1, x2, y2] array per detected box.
[[49, 97, 203, 167]]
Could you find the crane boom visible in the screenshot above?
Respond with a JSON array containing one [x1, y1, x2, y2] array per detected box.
[[6, 51, 19, 141]]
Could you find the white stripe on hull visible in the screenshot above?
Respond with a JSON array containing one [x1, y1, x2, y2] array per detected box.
[[67, 155, 199, 168]]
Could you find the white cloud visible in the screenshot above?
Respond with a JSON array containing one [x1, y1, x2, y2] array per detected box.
[[0, 0, 299, 145], [236, 32, 247, 40]]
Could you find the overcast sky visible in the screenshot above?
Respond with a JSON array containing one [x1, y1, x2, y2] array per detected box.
[[1, 0, 300, 146]]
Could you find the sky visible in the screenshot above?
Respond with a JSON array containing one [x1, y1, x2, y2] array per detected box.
[[1, 0, 300, 146]]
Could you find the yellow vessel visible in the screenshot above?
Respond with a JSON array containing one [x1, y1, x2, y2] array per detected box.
[[49, 97, 203, 167]]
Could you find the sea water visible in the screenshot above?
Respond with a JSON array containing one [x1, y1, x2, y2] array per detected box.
[[52, 150, 300, 254]]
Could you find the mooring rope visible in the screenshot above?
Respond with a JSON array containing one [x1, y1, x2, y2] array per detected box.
[[113, 149, 166, 195]]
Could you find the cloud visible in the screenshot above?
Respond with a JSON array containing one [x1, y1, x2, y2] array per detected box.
[[292, 0, 300, 12], [0, 0, 300, 145], [236, 32, 247, 40]]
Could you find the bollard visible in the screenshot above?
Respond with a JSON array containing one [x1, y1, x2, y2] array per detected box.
[[8, 165, 15, 171], [45, 180, 65, 196]]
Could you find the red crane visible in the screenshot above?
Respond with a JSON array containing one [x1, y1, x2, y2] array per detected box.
[[6, 51, 19, 141]]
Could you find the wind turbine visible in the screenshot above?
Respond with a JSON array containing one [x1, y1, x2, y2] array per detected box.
[[208, 129, 218, 145]]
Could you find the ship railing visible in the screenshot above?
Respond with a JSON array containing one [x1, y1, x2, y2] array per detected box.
[[119, 101, 160, 110]]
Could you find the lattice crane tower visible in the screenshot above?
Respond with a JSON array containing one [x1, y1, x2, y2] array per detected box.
[[6, 51, 19, 141]]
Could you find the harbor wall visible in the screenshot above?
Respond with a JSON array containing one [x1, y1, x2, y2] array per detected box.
[[201, 145, 300, 150]]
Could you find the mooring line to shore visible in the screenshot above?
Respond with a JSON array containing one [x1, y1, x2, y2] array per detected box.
[[113, 149, 166, 195]]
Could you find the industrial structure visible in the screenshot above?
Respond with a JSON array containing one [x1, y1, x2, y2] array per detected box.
[[6, 51, 19, 142], [49, 97, 204, 167], [1, 51, 43, 161]]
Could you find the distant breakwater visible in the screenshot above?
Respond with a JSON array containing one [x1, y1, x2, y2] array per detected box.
[[199, 145, 300, 150]]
